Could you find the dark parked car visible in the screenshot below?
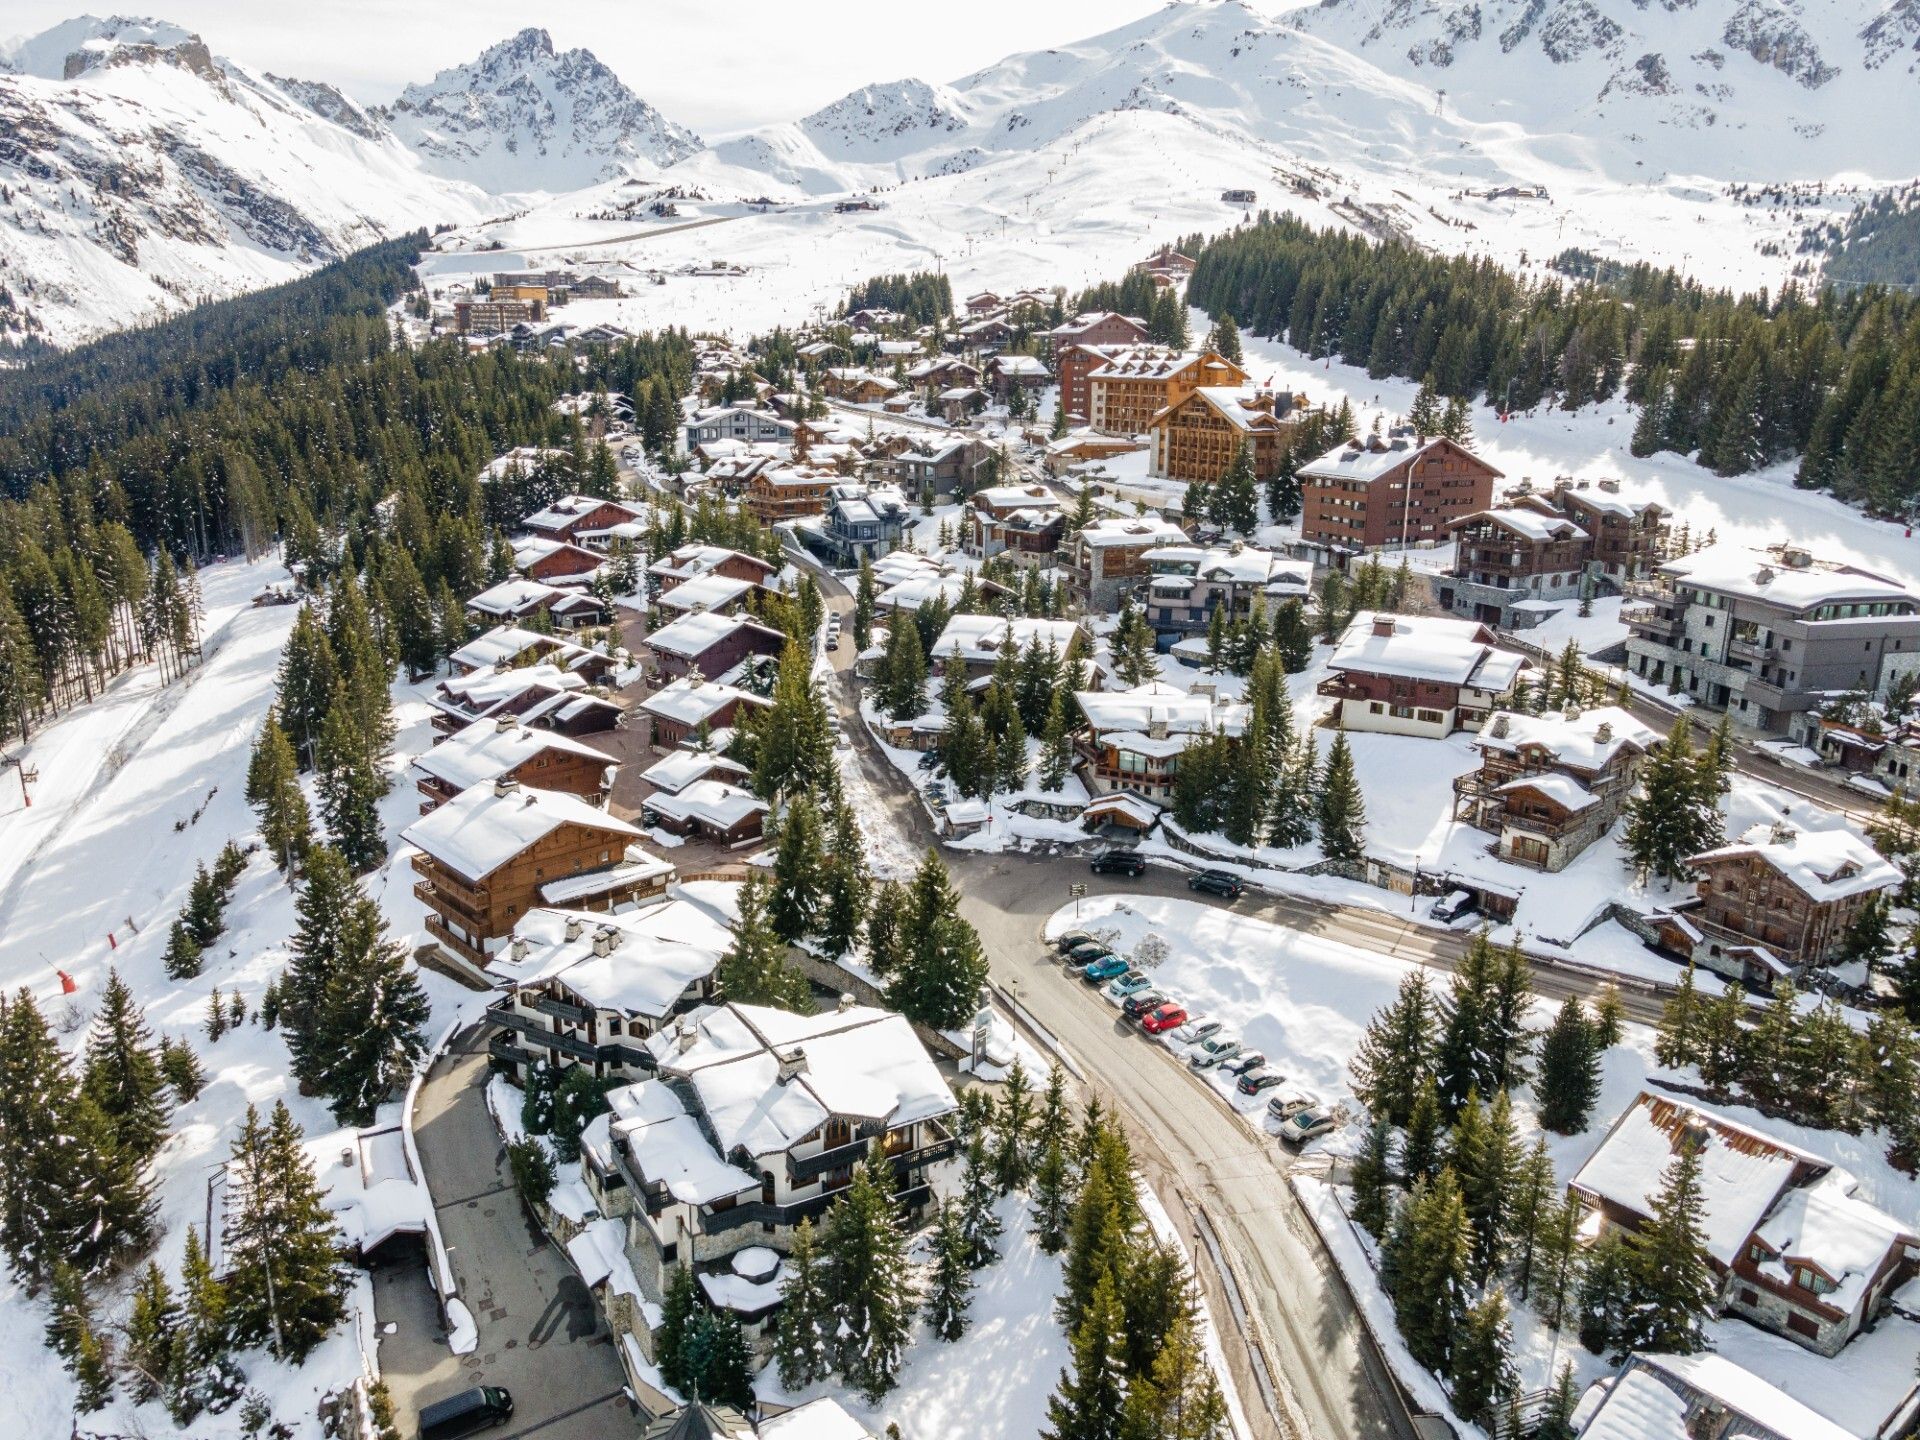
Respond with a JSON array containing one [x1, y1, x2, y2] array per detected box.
[[1054, 928, 1096, 953], [419, 1387, 514, 1440], [1237, 1070, 1288, 1096], [1090, 849, 1147, 877], [1121, 990, 1169, 1020], [1187, 868, 1246, 900]]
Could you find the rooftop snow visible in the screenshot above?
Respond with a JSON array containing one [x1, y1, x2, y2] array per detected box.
[[645, 610, 784, 660], [1476, 705, 1656, 772], [1689, 823, 1900, 903], [638, 750, 749, 795], [656, 572, 758, 614], [644, 779, 769, 830], [931, 614, 1080, 663], [639, 676, 771, 729], [403, 780, 640, 881], [1330, 611, 1525, 691], [410, 718, 614, 792], [1661, 544, 1920, 612]]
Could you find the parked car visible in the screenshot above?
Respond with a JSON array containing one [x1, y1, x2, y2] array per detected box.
[[1121, 990, 1170, 1020], [1054, 928, 1096, 953], [1237, 1069, 1288, 1096], [419, 1387, 515, 1440], [1278, 1108, 1338, 1146], [1430, 889, 1478, 924], [1065, 949, 1112, 975], [1105, 970, 1153, 999], [918, 750, 942, 771], [1172, 1017, 1219, 1045], [1141, 1003, 1188, 1034], [1267, 1089, 1320, 1121], [1187, 868, 1246, 900], [826, 634, 840, 651], [1083, 955, 1130, 983], [1090, 849, 1147, 877], [1221, 1051, 1266, 1076], [1066, 940, 1113, 965], [1189, 1035, 1242, 1069]]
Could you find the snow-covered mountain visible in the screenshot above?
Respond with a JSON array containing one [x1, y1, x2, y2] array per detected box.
[[375, 28, 702, 193]]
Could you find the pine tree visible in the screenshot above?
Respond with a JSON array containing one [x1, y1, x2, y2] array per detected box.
[[716, 872, 812, 1011], [249, 711, 313, 874], [1266, 733, 1318, 848], [1577, 1228, 1636, 1355], [1316, 732, 1366, 864], [1031, 1130, 1075, 1254], [924, 1199, 976, 1341], [275, 607, 338, 768], [168, 1224, 242, 1422], [822, 1161, 915, 1402], [48, 1263, 115, 1411], [123, 1260, 180, 1403], [991, 1060, 1037, 1191], [1435, 934, 1534, 1112], [1695, 984, 1751, 1093], [892, 850, 990, 1030], [1623, 1142, 1719, 1355], [768, 794, 828, 943], [1121, 1313, 1229, 1440], [222, 1101, 350, 1361], [82, 968, 171, 1165], [1536, 995, 1602, 1135], [160, 1034, 207, 1102], [1349, 1118, 1395, 1240], [314, 690, 386, 872], [184, 863, 227, 947], [309, 891, 430, 1124], [1272, 598, 1313, 673], [1401, 1075, 1444, 1188], [656, 1261, 698, 1394], [775, 1217, 831, 1389], [1039, 691, 1075, 791], [958, 1131, 1004, 1267], [817, 800, 872, 959], [879, 615, 929, 721], [1532, 1194, 1583, 1333], [1505, 1136, 1557, 1300], [1350, 969, 1436, 1127], [1533, 1364, 1581, 1440], [1387, 1169, 1472, 1374], [1042, 1270, 1130, 1440], [1448, 1088, 1521, 1282], [1448, 1288, 1518, 1428], [1212, 440, 1259, 534], [1625, 722, 1723, 883], [854, 559, 876, 652]]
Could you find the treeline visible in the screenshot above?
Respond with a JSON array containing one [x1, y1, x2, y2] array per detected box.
[[842, 272, 954, 325], [1185, 212, 1920, 510], [1073, 264, 1193, 350], [1814, 185, 1920, 289]]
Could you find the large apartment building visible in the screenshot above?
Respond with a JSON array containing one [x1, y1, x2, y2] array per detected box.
[[1087, 349, 1248, 438], [1298, 431, 1500, 554], [1438, 482, 1668, 628], [1622, 543, 1920, 737], [1147, 388, 1310, 486]]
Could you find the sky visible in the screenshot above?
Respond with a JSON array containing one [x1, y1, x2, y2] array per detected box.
[[1, 0, 1182, 133]]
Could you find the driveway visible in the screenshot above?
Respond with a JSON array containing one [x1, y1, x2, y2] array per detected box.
[[378, 1028, 633, 1440]]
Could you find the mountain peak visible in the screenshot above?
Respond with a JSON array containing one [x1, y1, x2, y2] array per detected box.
[[2, 13, 212, 81]]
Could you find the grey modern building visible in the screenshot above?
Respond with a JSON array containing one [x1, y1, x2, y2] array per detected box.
[[1623, 544, 1920, 738]]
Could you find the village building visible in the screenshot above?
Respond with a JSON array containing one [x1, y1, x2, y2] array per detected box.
[[887, 437, 994, 497], [643, 612, 788, 683], [1139, 543, 1312, 646], [929, 614, 1081, 681], [412, 715, 617, 813], [682, 406, 796, 453], [903, 357, 982, 399], [1570, 1092, 1920, 1358], [1624, 543, 1920, 739], [1131, 244, 1197, 285], [1802, 710, 1920, 791], [1088, 349, 1249, 438], [814, 482, 912, 567], [482, 891, 737, 1085], [428, 664, 624, 739], [464, 578, 608, 631], [653, 571, 761, 619], [638, 750, 750, 796], [1043, 428, 1146, 476], [1449, 706, 1656, 871], [1062, 516, 1189, 611], [965, 484, 1065, 560], [642, 779, 770, 844], [742, 467, 836, 524], [448, 626, 616, 683], [405, 779, 671, 970], [1574, 1352, 1857, 1440], [455, 297, 542, 335], [521, 494, 647, 545], [1147, 387, 1310, 486], [818, 368, 899, 404], [1045, 311, 1150, 362], [639, 673, 773, 751], [1439, 483, 1668, 628], [649, 544, 780, 599], [985, 354, 1051, 399], [576, 1000, 955, 1313], [1652, 821, 1902, 987], [513, 535, 604, 587], [1075, 680, 1248, 810], [1298, 431, 1502, 554], [1321, 611, 1528, 738]]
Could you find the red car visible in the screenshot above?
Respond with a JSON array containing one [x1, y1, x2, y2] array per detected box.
[[1141, 1003, 1188, 1034]]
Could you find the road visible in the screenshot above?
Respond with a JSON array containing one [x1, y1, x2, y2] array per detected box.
[[383, 1028, 633, 1440]]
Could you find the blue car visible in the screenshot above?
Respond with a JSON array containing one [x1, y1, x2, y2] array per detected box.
[[1105, 970, 1152, 1000], [1082, 955, 1130, 984]]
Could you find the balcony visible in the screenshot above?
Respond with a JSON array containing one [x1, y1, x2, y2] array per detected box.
[[535, 994, 593, 1026], [488, 1033, 535, 1068], [487, 1004, 600, 1063], [789, 1137, 871, 1185], [415, 880, 489, 931], [424, 914, 488, 968]]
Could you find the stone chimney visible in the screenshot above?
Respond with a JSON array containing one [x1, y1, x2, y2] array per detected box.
[[837, 992, 856, 1013], [591, 926, 621, 958], [1372, 616, 1397, 638], [777, 1048, 809, 1083], [1595, 721, 1613, 745], [564, 916, 585, 941], [494, 776, 520, 799], [496, 714, 521, 733], [1491, 714, 1511, 739], [676, 1019, 697, 1054], [1148, 717, 1170, 741], [510, 935, 530, 962], [1770, 819, 1799, 847]]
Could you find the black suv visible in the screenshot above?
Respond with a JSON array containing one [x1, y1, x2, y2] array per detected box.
[[1187, 868, 1246, 900], [1090, 849, 1147, 877]]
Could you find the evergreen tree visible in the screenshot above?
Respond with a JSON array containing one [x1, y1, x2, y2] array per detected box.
[[1349, 1118, 1395, 1240], [854, 559, 876, 652], [159, 1035, 207, 1103], [1212, 440, 1260, 534], [1656, 963, 1701, 1070], [991, 1060, 1037, 1191], [1435, 934, 1534, 1113], [892, 850, 990, 1030], [656, 1261, 698, 1394], [1386, 1169, 1472, 1374], [1316, 733, 1365, 864], [169, 1224, 242, 1422], [924, 1199, 976, 1341], [221, 1101, 350, 1361], [775, 1218, 831, 1390], [817, 800, 872, 960], [1108, 598, 1161, 686], [82, 968, 171, 1165], [679, 1306, 754, 1410], [1350, 969, 1436, 1127], [1623, 1143, 1718, 1355], [958, 1131, 1004, 1268], [1506, 1136, 1558, 1301], [1120, 1313, 1230, 1440], [768, 794, 828, 943], [1577, 1229, 1636, 1355], [1533, 1365, 1581, 1440], [1401, 1076, 1444, 1188], [184, 864, 227, 947], [1266, 734, 1318, 848], [1448, 1088, 1522, 1282], [1031, 1129, 1075, 1254], [122, 1260, 180, 1404], [879, 614, 929, 720], [1272, 598, 1313, 673], [822, 1161, 915, 1402], [1536, 995, 1602, 1135], [1042, 1270, 1130, 1440], [249, 712, 312, 874], [1449, 1288, 1518, 1428], [275, 606, 337, 768], [865, 880, 908, 976], [1625, 722, 1723, 883], [716, 873, 813, 1011], [1039, 691, 1076, 791], [309, 892, 430, 1124], [48, 1262, 114, 1411], [1532, 1194, 1583, 1333], [314, 690, 386, 872]]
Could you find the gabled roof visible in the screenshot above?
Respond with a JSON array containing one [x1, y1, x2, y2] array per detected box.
[[410, 717, 614, 792], [643, 780, 769, 831], [1688, 822, 1900, 904], [646, 611, 787, 661], [1476, 706, 1656, 772], [1298, 433, 1500, 485], [639, 675, 772, 729], [403, 781, 641, 882], [1330, 611, 1525, 692]]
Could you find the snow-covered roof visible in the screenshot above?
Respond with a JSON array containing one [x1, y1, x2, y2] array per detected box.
[[991, 355, 1050, 377], [656, 572, 757, 615], [522, 494, 642, 532], [432, 663, 584, 719], [644, 780, 769, 831], [1495, 772, 1596, 814], [639, 675, 771, 729], [1752, 1169, 1915, 1317], [1074, 516, 1188, 549], [973, 483, 1061, 512], [479, 446, 569, 482], [1600, 1353, 1858, 1440], [494, 895, 731, 1017], [870, 551, 948, 586], [877, 574, 980, 613], [649, 1002, 955, 1162], [1576, 1365, 1689, 1440], [1297, 432, 1497, 485], [638, 750, 749, 795], [646, 610, 785, 660], [411, 717, 614, 792], [649, 544, 775, 583], [1078, 680, 1246, 741], [593, 1082, 760, 1206], [1661, 544, 1920, 612], [931, 614, 1081, 664], [512, 535, 600, 570], [1085, 345, 1187, 381], [757, 1399, 872, 1440], [1330, 611, 1525, 692], [1476, 706, 1656, 772], [1570, 1091, 1820, 1267], [466, 578, 595, 617], [1166, 386, 1283, 433], [540, 853, 676, 904], [403, 780, 641, 882], [1455, 506, 1588, 542], [1688, 822, 1900, 903]]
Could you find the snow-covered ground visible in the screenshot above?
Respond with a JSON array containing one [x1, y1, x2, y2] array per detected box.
[[1045, 894, 1920, 1439], [0, 554, 489, 1438]]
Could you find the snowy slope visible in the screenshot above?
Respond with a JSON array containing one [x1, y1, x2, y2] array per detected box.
[[0, 17, 489, 346], [375, 28, 703, 194]]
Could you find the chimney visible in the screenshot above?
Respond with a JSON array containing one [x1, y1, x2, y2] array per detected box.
[[1595, 721, 1613, 745], [1770, 820, 1799, 847], [1564, 702, 1582, 722], [494, 776, 520, 799], [777, 1048, 809, 1083], [1491, 714, 1511, 739], [675, 1019, 697, 1054], [1372, 616, 1396, 638], [591, 926, 620, 957], [510, 935, 530, 962], [564, 916, 585, 941], [1148, 717, 1170, 741], [837, 992, 856, 1013], [496, 714, 521, 733]]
